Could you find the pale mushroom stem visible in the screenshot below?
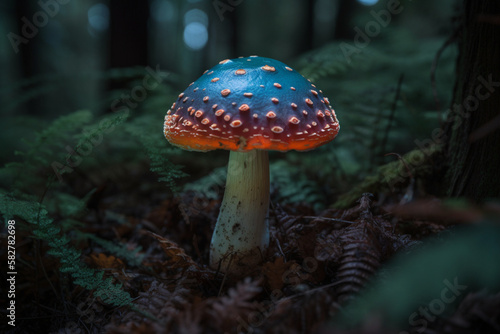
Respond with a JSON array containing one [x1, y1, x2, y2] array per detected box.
[[209, 149, 270, 274]]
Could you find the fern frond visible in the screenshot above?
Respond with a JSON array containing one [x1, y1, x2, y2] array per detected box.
[[182, 166, 227, 199], [2, 110, 93, 191], [125, 121, 186, 191], [0, 193, 133, 308], [270, 160, 326, 211], [83, 233, 145, 267]]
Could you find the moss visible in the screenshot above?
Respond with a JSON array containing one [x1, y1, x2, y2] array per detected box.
[[334, 144, 443, 208]]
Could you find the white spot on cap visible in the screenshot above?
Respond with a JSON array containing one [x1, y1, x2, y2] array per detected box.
[[230, 120, 242, 128], [239, 104, 250, 112], [261, 65, 276, 72], [271, 126, 284, 133], [266, 111, 276, 118]]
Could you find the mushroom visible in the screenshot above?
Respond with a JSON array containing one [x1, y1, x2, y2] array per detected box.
[[164, 56, 340, 275]]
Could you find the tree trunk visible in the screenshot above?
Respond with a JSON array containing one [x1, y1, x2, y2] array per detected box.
[[444, 0, 500, 200], [109, 0, 149, 67], [334, 0, 360, 40]]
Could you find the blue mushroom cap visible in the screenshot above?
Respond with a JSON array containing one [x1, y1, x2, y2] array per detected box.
[[164, 56, 339, 152]]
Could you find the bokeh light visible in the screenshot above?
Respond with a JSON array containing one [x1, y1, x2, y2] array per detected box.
[[183, 22, 208, 50], [87, 3, 110, 32], [357, 0, 379, 5], [184, 9, 208, 27], [150, 0, 175, 23], [182, 9, 209, 50]]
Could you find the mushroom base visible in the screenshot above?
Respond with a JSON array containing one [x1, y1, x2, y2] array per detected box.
[[209, 150, 270, 275]]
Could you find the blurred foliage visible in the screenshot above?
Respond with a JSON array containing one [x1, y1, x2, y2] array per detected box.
[[330, 221, 500, 331], [182, 166, 226, 200], [289, 30, 456, 203], [270, 160, 327, 211], [0, 67, 185, 309], [335, 144, 442, 208], [182, 161, 327, 211]]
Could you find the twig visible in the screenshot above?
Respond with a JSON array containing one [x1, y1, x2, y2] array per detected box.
[[385, 153, 415, 203], [380, 74, 404, 156], [477, 14, 500, 25], [279, 278, 351, 302], [469, 113, 500, 142], [431, 27, 460, 112], [217, 254, 234, 297], [302, 216, 355, 224], [274, 236, 287, 261]]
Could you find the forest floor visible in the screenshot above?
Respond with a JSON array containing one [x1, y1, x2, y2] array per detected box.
[[4, 170, 500, 334]]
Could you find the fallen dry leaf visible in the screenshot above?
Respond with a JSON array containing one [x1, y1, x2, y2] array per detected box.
[[148, 231, 200, 270], [263, 257, 294, 290], [90, 253, 125, 270]]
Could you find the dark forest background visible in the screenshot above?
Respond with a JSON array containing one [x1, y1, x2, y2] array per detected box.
[[1, 0, 500, 333]]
